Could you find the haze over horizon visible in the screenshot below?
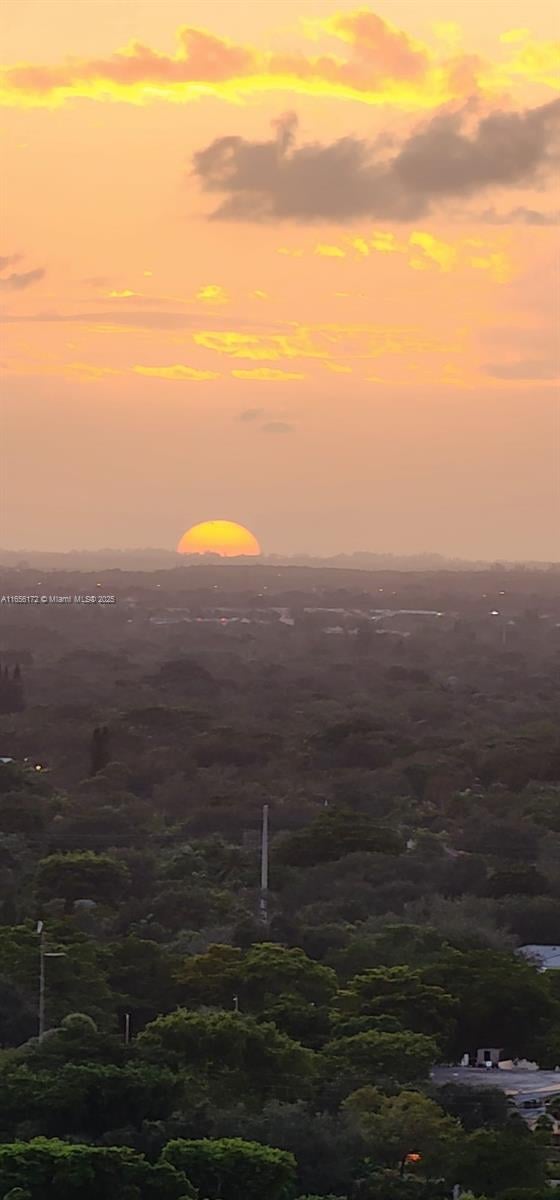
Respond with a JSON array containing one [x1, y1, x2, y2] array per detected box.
[[1, 544, 558, 571], [1, 0, 559, 561]]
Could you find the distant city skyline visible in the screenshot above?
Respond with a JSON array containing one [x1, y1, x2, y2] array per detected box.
[[1, 0, 558, 560]]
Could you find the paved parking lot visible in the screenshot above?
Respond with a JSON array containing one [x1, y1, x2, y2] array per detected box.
[[432, 1066, 560, 1102]]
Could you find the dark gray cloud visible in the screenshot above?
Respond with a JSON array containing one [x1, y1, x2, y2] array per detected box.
[[478, 206, 560, 225], [484, 359, 560, 381], [193, 100, 560, 222], [0, 267, 45, 291], [261, 421, 295, 434]]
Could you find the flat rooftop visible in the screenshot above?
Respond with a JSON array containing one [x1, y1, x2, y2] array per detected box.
[[432, 1067, 560, 1099]]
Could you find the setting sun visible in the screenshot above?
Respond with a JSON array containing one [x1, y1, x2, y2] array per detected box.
[[176, 520, 261, 557]]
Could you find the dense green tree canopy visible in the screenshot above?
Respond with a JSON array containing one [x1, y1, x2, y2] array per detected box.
[[344, 1087, 460, 1176], [424, 948, 560, 1059], [335, 966, 457, 1043], [321, 1029, 438, 1103], [455, 1128, 547, 1196], [176, 941, 337, 1043], [137, 1009, 315, 1104], [1, 562, 559, 1197], [276, 809, 403, 868], [36, 852, 130, 911], [162, 1137, 296, 1200], [0, 1139, 195, 1200]]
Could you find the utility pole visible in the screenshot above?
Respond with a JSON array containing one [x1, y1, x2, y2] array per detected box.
[[37, 921, 65, 1039], [259, 803, 269, 925], [38, 921, 45, 1040]]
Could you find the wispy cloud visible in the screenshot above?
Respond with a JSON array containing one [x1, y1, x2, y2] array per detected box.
[[0, 309, 280, 331], [195, 323, 462, 365], [484, 358, 560, 380], [0, 265, 45, 291], [231, 367, 304, 381], [133, 364, 220, 381], [237, 407, 265, 421], [196, 284, 228, 304], [323, 361, 353, 374], [262, 420, 296, 433], [2, 358, 123, 381], [193, 328, 328, 361], [315, 244, 346, 257], [64, 362, 122, 380], [0, 253, 22, 271], [477, 205, 560, 225], [298, 227, 514, 279]]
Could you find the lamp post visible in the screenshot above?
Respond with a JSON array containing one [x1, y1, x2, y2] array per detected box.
[[37, 921, 66, 1039], [259, 803, 269, 925]]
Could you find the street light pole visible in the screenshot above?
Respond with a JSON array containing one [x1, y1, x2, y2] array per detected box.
[[37, 921, 65, 1040], [38, 921, 46, 1040], [259, 804, 269, 925]]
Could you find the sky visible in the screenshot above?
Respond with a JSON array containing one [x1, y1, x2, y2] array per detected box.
[[0, 0, 559, 560]]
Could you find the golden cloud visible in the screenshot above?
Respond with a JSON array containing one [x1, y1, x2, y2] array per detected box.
[[323, 360, 353, 373], [294, 227, 513, 277], [196, 284, 228, 304], [194, 322, 463, 365], [1, 12, 555, 110], [315, 244, 347, 257], [133, 364, 220, 380], [321, 9, 429, 79], [65, 361, 123, 379], [500, 29, 531, 45], [467, 250, 513, 282], [193, 328, 332, 361], [408, 231, 457, 272], [231, 367, 304, 380], [369, 231, 403, 254], [2, 359, 123, 381], [494, 32, 560, 89]]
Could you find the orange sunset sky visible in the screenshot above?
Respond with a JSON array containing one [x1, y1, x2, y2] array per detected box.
[[1, 0, 558, 559]]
